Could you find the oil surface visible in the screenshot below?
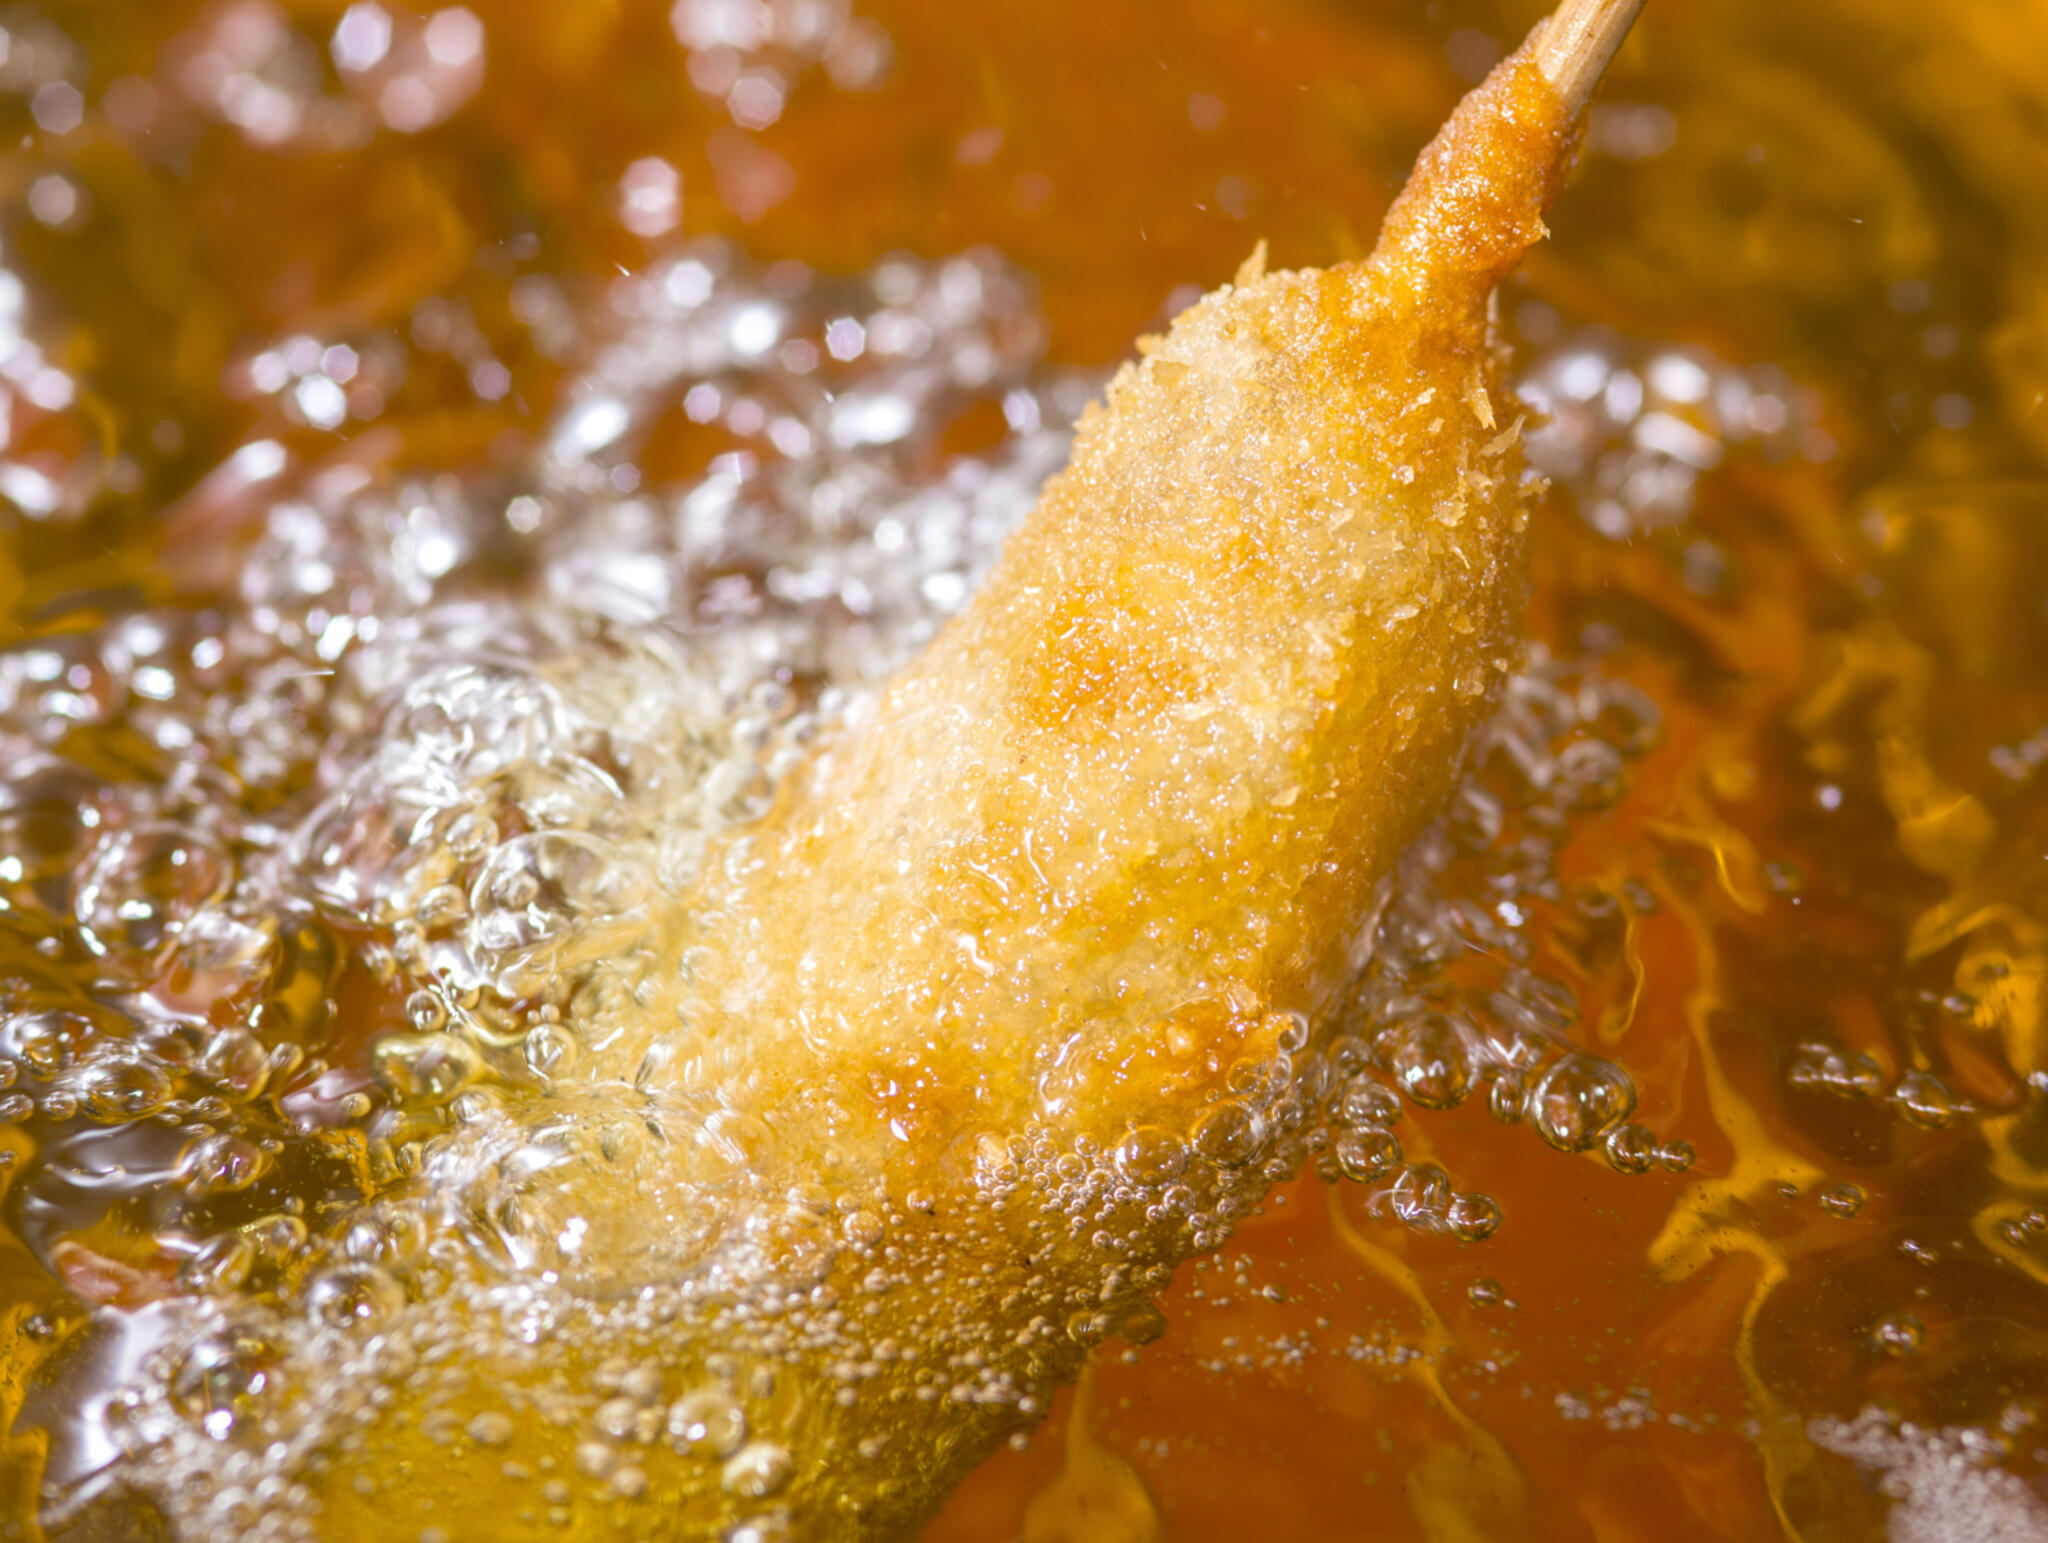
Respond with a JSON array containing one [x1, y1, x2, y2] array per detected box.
[[0, 0, 2044, 1539]]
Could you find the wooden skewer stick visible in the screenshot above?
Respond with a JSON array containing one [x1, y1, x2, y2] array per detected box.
[[1534, 0, 1649, 118]]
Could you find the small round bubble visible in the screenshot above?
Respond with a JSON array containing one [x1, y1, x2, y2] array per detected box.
[[1377, 1013, 1474, 1110], [1446, 1191, 1502, 1241], [1334, 1126, 1402, 1182], [1871, 1312, 1924, 1356], [1818, 1182, 1865, 1219], [721, 1442, 793, 1500], [1528, 1052, 1637, 1152]]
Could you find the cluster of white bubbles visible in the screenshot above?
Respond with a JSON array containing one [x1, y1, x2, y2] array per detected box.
[[0, 6, 96, 522], [669, 0, 892, 129], [1811, 1408, 2048, 1543], [0, 239, 1082, 1537], [0, 239, 1822, 1537], [53, 0, 495, 157], [1514, 312, 1826, 541], [664, 0, 892, 222]]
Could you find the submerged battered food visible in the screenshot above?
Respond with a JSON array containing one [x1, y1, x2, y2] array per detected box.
[[110, 31, 1590, 1543]]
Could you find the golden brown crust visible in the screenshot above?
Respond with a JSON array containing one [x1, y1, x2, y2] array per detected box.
[[653, 39, 1573, 1158]]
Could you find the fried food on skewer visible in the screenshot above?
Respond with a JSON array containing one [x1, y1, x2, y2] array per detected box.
[[94, 5, 1642, 1538]]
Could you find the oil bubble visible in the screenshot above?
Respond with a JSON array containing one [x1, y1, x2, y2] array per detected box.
[[611, 1465, 649, 1499], [576, 1438, 619, 1480], [1488, 1069, 1526, 1123], [1326, 1033, 1372, 1077], [199, 1030, 270, 1100], [372, 1032, 484, 1104], [597, 1394, 661, 1444], [181, 1133, 266, 1196], [668, 1389, 748, 1458], [468, 830, 641, 964], [1871, 1312, 1924, 1356], [343, 1207, 427, 1269], [171, 1329, 278, 1440], [1334, 1126, 1401, 1182], [1190, 1101, 1266, 1168], [243, 1213, 310, 1268], [1377, 1012, 1474, 1110], [304, 1263, 406, 1330], [1270, 1011, 1312, 1055], [1818, 1182, 1865, 1218], [73, 823, 230, 958], [1446, 1191, 1502, 1241], [81, 1058, 175, 1122], [404, 989, 449, 1032], [1892, 1069, 1961, 1129], [1114, 1126, 1189, 1185], [4, 1010, 83, 1076], [1785, 1041, 1884, 1099], [1603, 1122, 1658, 1174], [1390, 1162, 1452, 1229], [1336, 1074, 1401, 1129], [1119, 1302, 1168, 1345], [1655, 1139, 1694, 1172], [523, 1022, 578, 1079], [1066, 1309, 1112, 1344], [182, 1233, 257, 1295], [1556, 737, 1627, 809], [722, 1441, 793, 1498], [1528, 1052, 1637, 1152], [446, 809, 497, 861]]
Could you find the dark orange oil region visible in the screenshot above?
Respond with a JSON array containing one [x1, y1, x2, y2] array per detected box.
[[2, 2, 2048, 1542]]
